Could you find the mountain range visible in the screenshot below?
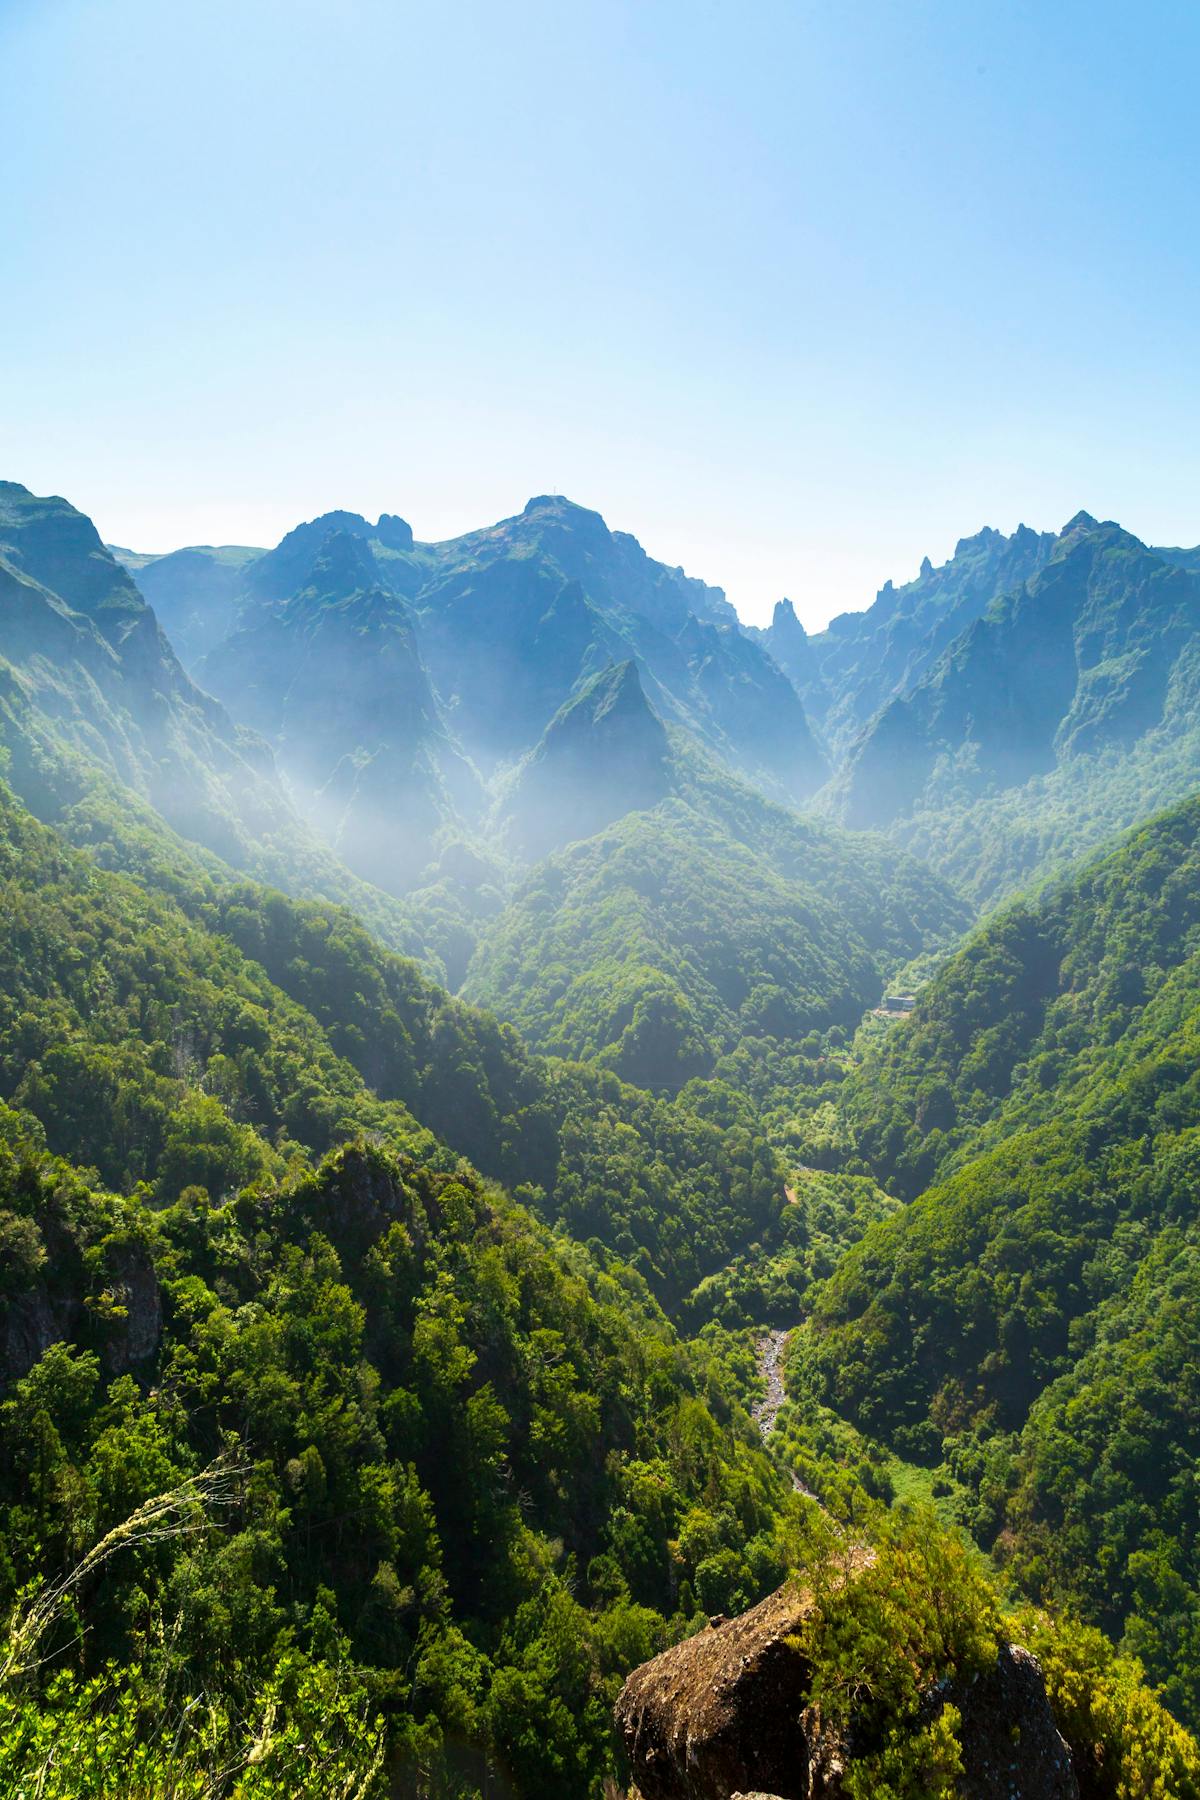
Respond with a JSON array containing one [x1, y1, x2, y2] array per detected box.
[[5, 470, 1200, 1793], [116, 491, 1200, 920]]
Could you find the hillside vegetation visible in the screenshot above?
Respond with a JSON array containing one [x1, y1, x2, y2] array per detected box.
[[464, 734, 968, 1092], [0, 775, 802, 1794], [800, 792, 1200, 1718]]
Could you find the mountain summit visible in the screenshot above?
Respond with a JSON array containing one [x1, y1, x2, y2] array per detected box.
[[498, 659, 670, 858]]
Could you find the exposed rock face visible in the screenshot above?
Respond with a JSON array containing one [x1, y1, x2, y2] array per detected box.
[[2, 1287, 62, 1384], [616, 1584, 1079, 1800], [950, 1644, 1077, 1800], [102, 1244, 163, 1372], [616, 1584, 814, 1800]]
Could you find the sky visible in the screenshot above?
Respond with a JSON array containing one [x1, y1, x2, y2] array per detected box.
[[3, 0, 1200, 629]]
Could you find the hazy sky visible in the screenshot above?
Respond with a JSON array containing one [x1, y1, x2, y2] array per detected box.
[[3, 0, 1200, 628]]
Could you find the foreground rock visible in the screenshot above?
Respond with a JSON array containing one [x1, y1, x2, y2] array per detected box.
[[948, 1643, 1078, 1798], [616, 1585, 813, 1800], [615, 1580, 1078, 1799]]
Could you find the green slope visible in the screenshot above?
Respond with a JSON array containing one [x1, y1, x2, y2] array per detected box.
[[0, 481, 435, 965], [0, 780, 785, 1312], [0, 773, 802, 1793], [799, 791, 1200, 1717], [465, 736, 969, 1092]]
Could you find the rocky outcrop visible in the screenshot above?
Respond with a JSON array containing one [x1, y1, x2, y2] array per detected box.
[[616, 1584, 814, 1800], [101, 1243, 163, 1373], [949, 1643, 1077, 1799], [616, 1582, 1078, 1800], [2, 1286, 63, 1384]]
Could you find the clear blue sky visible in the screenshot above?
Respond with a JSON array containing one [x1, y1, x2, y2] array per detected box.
[[3, 0, 1199, 627]]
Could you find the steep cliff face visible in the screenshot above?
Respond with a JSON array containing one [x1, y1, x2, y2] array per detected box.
[[616, 1581, 1078, 1800]]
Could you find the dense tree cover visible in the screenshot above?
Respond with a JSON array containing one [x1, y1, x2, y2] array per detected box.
[[0, 780, 785, 1313], [1001, 1230, 1200, 1722], [463, 753, 967, 1093], [0, 1110, 797, 1795], [0, 768, 841, 1793], [464, 801, 877, 1085], [682, 1168, 899, 1330], [799, 793, 1200, 1722], [794, 1510, 1200, 1800], [900, 713, 1200, 911], [837, 793, 1200, 1197]]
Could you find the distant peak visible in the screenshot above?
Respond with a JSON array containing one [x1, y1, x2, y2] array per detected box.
[[532, 658, 657, 741], [951, 526, 1000, 557], [920, 555, 933, 578], [583, 657, 648, 710], [375, 513, 413, 551], [521, 493, 607, 527], [303, 509, 372, 537], [307, 528, 377, 593], [772, 597, 805, 636], [1061, 510, 1099, 535]]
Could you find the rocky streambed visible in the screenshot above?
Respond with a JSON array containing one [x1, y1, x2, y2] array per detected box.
[[751, 1327, 790, 1438]]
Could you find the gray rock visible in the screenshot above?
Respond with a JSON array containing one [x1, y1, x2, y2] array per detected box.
[[2, 1286, 59, 1382], [950, 1643, 1077, 1799], [102, 1244, 162, 1371], [615, 1583, 814, 1800], [616, 1582, 1080, 1800]]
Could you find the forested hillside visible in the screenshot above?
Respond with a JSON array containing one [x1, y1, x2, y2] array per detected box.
[[0, 764, 1191, 1793], [463, 722, 967, 1089], [11, 469, 1200, 1791], [799, 792, 1200, 1717], [0, 771, 804, 1793]]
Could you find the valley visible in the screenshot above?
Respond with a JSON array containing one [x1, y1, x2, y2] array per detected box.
[[2, 476, 1200, 1795]]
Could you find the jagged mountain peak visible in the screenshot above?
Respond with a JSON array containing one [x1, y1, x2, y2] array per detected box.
[[521, 492, 606, 524], [547, 656, 657, 733], [0, 479, 144, 630], [950, 523, 1003, 557], [827, 513, 1200, 868], [297, 526, 379, 600], [797, 516, 1062, 754], [245, 507, 378, 605], [497, 659, 669, 859], [374, 512, 413, 550]]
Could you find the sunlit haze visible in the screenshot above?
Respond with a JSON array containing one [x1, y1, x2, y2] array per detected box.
[[4, 0, 1200, 626]]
